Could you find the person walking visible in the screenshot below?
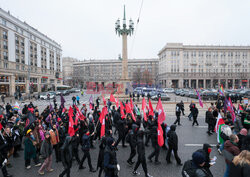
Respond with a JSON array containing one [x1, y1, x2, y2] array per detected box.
[[23, 129, 41, 169], [180, 101, 185, 115], [132, 130, 153, 177], [72, 96, 76, 105], [38, 132, 54, 175], [174, 103, 182, 126], [191, 104, 199, 126], [127, 124, 138, 165], [205, 108, 215, 135], [79, 130, 96, 172], [76, 95, 80, 105], [59, 136, 73, 177], [166, 125, 182, 166], [148, 126, 161, 164], [104, 137, 119, 177], [1, 94, 5, 104]]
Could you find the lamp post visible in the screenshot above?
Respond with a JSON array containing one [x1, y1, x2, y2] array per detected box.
[[115, 5, 134, 95]]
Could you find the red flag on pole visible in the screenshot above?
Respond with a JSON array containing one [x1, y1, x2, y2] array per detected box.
[[156, 98, 165, 124], [125, 103, 136, 121], [74, 105, 85, 120], [157, 122, 164, 147], [110, 94, 116, 102], [0, 122, 2, 130], [68, 106, 75, 137], [120, 102, 126, 119], [142, 97, 148, 122], [102, 94, 106, 106], [99, 106, 108, 138], [148, 99, 154, 116]]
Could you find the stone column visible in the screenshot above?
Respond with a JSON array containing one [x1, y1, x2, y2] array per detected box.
[[9, 75, 15, 96], [37, 77, 41, 93], [25, 77, 30, 95], [122, 34, 128, 80]]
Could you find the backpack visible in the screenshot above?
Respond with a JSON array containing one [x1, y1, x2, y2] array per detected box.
[[182, 160, 197, 177]]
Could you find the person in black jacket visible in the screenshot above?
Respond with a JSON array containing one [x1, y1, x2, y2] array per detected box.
[[127, 124, 138, 165], [79, 130, 96, 172], [166, 125, 182, 165], [174, 103, 182, 125], [133, 130, 153, 177], [71, 133, 80, 165], [196, 143, 213, 176], [229, 150, 250, 177], [104, 137, 119, 177], [148, 126, 161, 164], [205, 108, 215, 135], [59, 136, 73, 177], [114, 118, 127, 148], [191, 104, 199, 126]]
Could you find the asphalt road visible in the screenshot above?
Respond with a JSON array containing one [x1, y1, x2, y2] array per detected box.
[[3, 92, 227, 177]]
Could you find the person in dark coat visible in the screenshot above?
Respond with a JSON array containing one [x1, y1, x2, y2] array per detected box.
[[114, 118, 127, 148], [237, 128, 247, 150], [104, 137, 119, 177], [59, 136, 73, 177], [148, 126, 161, 164], [191, 104, 199, 126], [96, 97, 100, 108], [132, 130, 153, 177], [205, 108, 215, 135], [229, 150, 250, 177], [23, 129, 41, 169], [174, 103, 181, 125], [38, 132, 53, 175], [79, 130, 96, 172], [241, 135, 250, 151], [127, 124, 138, 165], [166, 125, 182, 165], [71, 133, 81, 165], [196, 144, 213, 176]]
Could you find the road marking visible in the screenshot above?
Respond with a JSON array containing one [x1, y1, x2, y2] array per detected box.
[[195, 126, 207, 128], [185, 144, 217, 147]]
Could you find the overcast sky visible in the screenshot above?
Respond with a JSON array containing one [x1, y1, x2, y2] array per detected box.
[[1, 0, 250, 60]]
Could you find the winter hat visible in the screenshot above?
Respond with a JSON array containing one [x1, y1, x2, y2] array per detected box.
[[240, 128, 248, 136], [192, 151, 205, 165]]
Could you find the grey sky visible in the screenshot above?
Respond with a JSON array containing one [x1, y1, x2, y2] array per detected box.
[[1, 0, 250, 60]]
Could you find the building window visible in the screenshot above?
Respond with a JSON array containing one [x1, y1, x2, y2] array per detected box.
[[2, 19, 6, 26], [4, 63, 8, 69], [16, 65, 19, 70]]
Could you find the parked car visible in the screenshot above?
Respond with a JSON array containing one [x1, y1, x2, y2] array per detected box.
[[40, 92, 47, 100], [163, 88, 175, 93], [189, 91, 198, 99], [175, 89, 182, 95], [149, 91, 158, 98], [201, 91, 218, 100], [62, 90, 70, 96], [56, 90, 63, 95], [142, 87, 156, 96], [133, 87, 143, 95], [151, 93, 170, 101], [40, 92, 55, 100]]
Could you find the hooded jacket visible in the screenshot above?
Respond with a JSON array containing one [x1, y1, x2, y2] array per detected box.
[[61, 136, 73, 168], [224, 140, 240, 164], [167, 125, 178, 150], [127, 124, 138, 148]]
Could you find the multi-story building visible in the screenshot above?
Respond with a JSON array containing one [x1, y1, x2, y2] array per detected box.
[[62, 57, 79, 86], [158, 43, 250, 89], [72, 58, 158, 88], [0, 9, 62, 96]]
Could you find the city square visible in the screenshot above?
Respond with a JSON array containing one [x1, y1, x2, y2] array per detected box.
[[0, 0, 250, 177]]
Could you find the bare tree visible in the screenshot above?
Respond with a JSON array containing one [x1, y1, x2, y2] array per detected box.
[[132, 68, 142, 84], [142, 69, 153, 85]]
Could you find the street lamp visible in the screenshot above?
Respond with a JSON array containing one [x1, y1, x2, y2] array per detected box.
[[115, 5, 134, 96]]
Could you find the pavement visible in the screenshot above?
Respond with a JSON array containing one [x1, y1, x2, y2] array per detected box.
[[2, 92, 226, 177]]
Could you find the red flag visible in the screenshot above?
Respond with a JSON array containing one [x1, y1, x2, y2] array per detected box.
[[74, 105, 85, 120], [125, 103, 136, 121], [68, 106, 75, 137], [99, 107, 108, 138], [102, 94, 106, 106], [148, 99, 154, 116], [142, 97, 148, 122], [130, 98, 134, 110], [239, 105, 243, 112], [110, 94, 116, 102], [0, 122, 2, 130], [156, 98, 165, 124], [120, 102, 126, 119], [157, 122, 164, 147]]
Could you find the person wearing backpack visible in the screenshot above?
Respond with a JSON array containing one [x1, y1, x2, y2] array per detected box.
[[182, 151, 212, 177], [174, 103, 182, 126]]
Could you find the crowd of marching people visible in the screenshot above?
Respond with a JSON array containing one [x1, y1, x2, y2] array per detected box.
[[0, 92, 249, 177]]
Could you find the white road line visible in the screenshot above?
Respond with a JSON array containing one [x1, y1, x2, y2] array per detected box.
[[195, 126, 207, 128], [185, 144, 217, 147]]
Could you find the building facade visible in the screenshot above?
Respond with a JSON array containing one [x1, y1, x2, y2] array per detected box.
[[72, 58, 158, 88], [158, 43, 250, 89], [0, 9, 62, 96], [62, 57, 79, 86]]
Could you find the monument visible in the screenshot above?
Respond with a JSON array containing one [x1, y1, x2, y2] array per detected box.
[[115, 5, 134, 98]]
